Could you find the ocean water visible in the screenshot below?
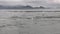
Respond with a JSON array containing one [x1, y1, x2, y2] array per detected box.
[[0, 9, 60, 18], [0, 9, 60, 34]]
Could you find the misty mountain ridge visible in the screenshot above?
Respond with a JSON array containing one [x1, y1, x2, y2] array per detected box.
[[0, 5, 46, 9], [0, 5, 59, 9]]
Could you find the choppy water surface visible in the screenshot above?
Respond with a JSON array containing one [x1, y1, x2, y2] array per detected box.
[[0, 9, 60, 34]]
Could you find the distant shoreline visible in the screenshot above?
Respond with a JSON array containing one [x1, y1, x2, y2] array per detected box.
[[0, 9, 60, 12]]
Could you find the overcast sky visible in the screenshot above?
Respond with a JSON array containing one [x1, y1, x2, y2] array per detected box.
[[0, 0, 60, 7]]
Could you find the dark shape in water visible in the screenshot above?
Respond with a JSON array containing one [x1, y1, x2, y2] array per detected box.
[[0, 25, 5, 28], [34, 16, 60, 19], [26, 18, 32, 19]]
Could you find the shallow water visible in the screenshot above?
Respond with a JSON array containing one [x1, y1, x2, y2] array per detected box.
[[0, 10, 60, 34]]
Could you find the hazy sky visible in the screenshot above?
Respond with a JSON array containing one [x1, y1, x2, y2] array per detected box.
[[0, 0, 60, 7]]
